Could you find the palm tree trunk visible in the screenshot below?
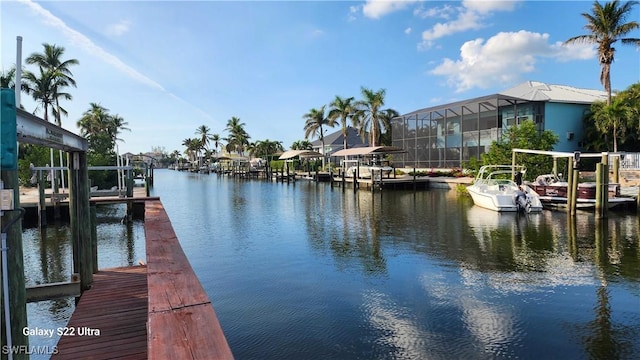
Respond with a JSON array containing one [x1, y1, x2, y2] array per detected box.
[[613, 123, 617, 152]]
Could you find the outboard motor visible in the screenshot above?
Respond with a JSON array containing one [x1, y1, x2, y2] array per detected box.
[[514, 189, 531, 213]]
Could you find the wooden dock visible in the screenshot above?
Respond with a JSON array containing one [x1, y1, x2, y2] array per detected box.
[[145, 200, 233, 360], [51, 199, 233, 359], [52, 266, 148, 360]]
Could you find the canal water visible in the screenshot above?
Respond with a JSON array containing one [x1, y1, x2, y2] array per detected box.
[[24, 169, 639, 359]]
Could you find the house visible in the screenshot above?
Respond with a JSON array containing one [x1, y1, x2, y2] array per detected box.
[[311, 126, 369, 157], [391, 81, 607, 169]]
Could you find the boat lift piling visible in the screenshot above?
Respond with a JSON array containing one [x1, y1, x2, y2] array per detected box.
[[512, 149, 630, 216]]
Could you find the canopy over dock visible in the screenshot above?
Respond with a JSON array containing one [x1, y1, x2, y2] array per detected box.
[[332, 146, 406, 157], [279, 149, 324, 160]]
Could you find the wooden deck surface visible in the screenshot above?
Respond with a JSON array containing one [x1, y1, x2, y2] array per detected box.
[[145, 200, 234, 360], [52, 266, 148, 360], [51, 199, 232, 359]]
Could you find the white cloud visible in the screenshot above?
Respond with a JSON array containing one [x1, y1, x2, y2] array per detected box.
[[429, 30, 596, 93], [405, 27, 412, 35], [462, 0, 519, 14], [421, 9, 483, 43], [309, 29, 325, 38], [418, 0, 521, 49], [362, 0, 420, 19], [348, 5, 359, 21], [413, 4, 455, 19], [106, 20, 131, 37]]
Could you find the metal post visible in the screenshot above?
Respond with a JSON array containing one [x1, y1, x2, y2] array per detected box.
[[566, 159, 574, 213]]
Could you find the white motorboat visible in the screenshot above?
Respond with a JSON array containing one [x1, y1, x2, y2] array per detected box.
[[466, 165, 543, 213]]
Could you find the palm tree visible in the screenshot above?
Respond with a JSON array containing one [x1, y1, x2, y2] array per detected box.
[[378, 108, 400, 146], [196, 125, 211, 150], [1, 66, 16, 88], [303, 105, 334, 168], [107, 114, 130, 146], [182, 138, 202, 166], [291, 140, 313, 150], [77, 103, 122, 155], [77, 103, 109, 138], [195, 125, 211, 166], [26, 43, 79, 192], [22, 67, 57, 121], [328, 95, 356, 150], [253, 139, 284, 159], [26, 43, 78, 126], [211, 133, 222, 155], [619, 82, 640, 132], [225, 117, 250, 155], [355, 87, 391, 147], [591, 97, 633, 152], [565, 0, 640, 105]]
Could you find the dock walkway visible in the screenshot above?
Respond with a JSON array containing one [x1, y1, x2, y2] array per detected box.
[[52, 266, 148, 360], [51, 199, 233, 359]]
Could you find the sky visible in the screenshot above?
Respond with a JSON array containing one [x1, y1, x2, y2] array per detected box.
[[2, 0, 639, 155]]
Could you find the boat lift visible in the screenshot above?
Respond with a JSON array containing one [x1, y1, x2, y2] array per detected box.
[[511, 148, 632, 216]]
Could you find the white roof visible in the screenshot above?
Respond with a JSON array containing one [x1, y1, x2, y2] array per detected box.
[[332, 146, 406, 157], [279, 149, 323, 160], [500, 81, 607, 104]]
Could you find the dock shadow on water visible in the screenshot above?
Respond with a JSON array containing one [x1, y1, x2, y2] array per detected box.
[[22, 203, 145, 358], [149, 170, 639, 360]]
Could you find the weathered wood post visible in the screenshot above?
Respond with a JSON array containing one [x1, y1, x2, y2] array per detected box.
[[330, 167, 334, 187], [149, 162, 154, 186], [553, 157, 558, 178], [126, 166, 134, 222], [602, 153, 609, 217], [144, 163, 151, 197], [613, 156, 620, 184], [566, 159, 574, 214], [595, 164, 603, 216], [354, 164, 359, 192], [68, 151, 93, 291], [286, 161, 290, 184], [90, 205, 98, 273], [1, 88, 29, 359], [570, 168, 579, 216]]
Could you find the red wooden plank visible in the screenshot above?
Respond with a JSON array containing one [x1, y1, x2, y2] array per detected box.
[[52, 266, 147, 360], [145, 200, 233, 360]]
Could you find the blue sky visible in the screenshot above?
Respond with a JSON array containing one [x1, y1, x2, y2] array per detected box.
[[2, 0, 639, 155]]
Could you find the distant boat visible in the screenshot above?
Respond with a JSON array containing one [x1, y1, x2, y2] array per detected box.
[[466, 165, 543, 213]]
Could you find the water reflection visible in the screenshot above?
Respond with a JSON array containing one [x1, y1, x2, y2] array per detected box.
[[23, 204, 145, 355], [298, 188, 640, 358], [303, 187, 388, 274]]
